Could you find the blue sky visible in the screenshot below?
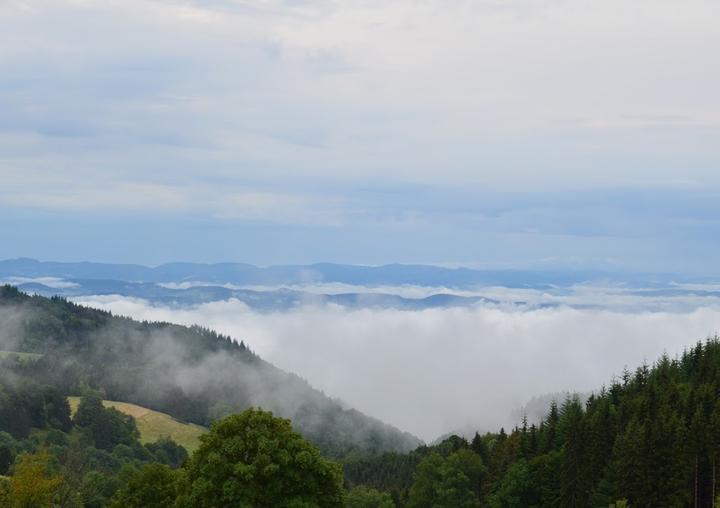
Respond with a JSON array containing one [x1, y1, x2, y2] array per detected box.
[[1, 0, 719, 272]]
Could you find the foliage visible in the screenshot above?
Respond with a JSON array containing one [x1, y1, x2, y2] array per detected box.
[[145, 437, 188, 469], [80, 471, 121, 508], [0, 379, 70, 439], [0, 431, 18, 475], [345, 485, 395, 508], [75, 394, 140, 451], [109, 463, 178, 508], [346, 338, 720, 507], [488, 459, 528, 507], [407, 448, 484, 508], [0, 477, 9, 506], [8, 450, 63, 508], [176, 409, 344, 508]]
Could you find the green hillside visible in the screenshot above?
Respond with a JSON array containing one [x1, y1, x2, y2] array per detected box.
[[68, 397, 206, 453], [0, 285, 420, 458]]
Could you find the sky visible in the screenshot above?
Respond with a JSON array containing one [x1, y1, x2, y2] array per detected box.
[[1, 0, 720, 271]]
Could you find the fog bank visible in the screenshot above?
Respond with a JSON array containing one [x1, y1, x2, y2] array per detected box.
[[74, 296, 720, 440]]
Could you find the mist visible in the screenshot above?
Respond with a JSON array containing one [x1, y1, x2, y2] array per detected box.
[[0, 285, 422, 457], [0, 305, 31, 353], [71, 295, 720, 441]]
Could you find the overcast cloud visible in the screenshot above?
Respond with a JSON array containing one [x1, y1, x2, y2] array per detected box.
[[1, 0, 720, 271]]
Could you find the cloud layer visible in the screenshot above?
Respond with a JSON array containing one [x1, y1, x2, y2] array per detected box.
[[2, 0, 719, 193], [74, 295, 720, 440], [1, 0, 719, 270]]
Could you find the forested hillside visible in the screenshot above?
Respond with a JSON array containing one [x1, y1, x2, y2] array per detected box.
[[0, 393, 345, 507], [345, 338, 720, 507], [0, 285, 420, 459]]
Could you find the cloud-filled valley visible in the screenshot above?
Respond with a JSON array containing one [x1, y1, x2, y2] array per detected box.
[[73, 294, 720, 441], [6, 258, 720, 440]]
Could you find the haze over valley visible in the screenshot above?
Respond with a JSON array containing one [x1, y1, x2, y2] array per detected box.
[[3, 258, 719, 440]]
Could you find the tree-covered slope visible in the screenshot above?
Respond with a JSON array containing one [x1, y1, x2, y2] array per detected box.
[[0, 285, 421, 459], [344, 337, 720, 507]]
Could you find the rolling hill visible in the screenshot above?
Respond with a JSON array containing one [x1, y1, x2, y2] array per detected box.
[[67, 397, 206, 453], [0, 285, 421, 458]]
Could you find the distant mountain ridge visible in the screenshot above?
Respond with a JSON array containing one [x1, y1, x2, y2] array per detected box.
[[0, 257, 692, 289], [3, 258, 716, 311], [9, 278, 499, 311]]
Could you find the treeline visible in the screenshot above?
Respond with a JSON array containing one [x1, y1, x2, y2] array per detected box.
[[345, 338, 720, 507]]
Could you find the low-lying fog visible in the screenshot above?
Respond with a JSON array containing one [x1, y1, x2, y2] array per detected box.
[[74, 291, 720, 441]]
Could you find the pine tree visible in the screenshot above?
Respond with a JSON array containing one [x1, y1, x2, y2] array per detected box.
[[558, 396, 589, 507]]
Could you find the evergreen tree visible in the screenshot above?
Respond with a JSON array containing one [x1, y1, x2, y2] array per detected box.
[[558, 396, 589, 507]]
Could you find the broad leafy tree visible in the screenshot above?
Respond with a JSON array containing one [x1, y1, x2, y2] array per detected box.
[[176, 409, 344, 508], [8, 450, 63, 508], [110, 464, 178, 508], [345, 485, 394, 508]]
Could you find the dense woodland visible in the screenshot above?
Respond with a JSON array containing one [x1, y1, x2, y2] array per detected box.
[[0, 394, 344, 507], [2, 285, 720, 506], [344, 339, 720, 507]]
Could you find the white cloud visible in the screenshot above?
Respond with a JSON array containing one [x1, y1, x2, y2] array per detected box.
[[1, 276, 79, 288], [1, 0, 719, 198], [72, 295, 720, 440], [2, 0, 719, 271], [0, 177, 349, 225]]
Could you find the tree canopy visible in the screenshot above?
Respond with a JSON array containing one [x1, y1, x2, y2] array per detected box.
[[177, 409, 344, 507]]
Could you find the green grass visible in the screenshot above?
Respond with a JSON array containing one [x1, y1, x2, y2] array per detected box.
[[67, 397, 207, 453], [0, 350, 44, 361]]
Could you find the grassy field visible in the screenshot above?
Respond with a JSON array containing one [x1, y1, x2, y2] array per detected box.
[[0, 350, 44, 361], [67, 397, 207, 453]]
